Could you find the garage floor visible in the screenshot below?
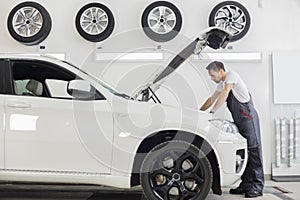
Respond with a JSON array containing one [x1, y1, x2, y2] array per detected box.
[[0, 180, 298, 200]]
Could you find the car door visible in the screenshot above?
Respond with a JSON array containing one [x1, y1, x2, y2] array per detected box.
[[4, 59, 114, 174], [0, 94, 4, 170], [0, 59, 7, 169]]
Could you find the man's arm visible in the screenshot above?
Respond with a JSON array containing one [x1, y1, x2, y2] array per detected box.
[[200, 91, 221, 111], [211, 83, 234, 113]]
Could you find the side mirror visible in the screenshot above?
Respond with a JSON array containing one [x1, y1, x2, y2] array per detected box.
[[67, 80, 94, 100]]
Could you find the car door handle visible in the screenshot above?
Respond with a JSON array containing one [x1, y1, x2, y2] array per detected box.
[[7, 103, 32, 109]]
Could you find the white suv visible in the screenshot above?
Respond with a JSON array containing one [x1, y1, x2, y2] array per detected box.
[[0, 28, 247, 200]]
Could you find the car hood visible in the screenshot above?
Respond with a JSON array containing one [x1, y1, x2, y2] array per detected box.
[[132, 27, 232, 100]]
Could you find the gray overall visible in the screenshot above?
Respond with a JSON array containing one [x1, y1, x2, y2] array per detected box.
[[227, 91, 264, 192]]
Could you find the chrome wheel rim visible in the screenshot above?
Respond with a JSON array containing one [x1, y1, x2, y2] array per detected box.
[[214, 5, 247, 36], [80, 7, 109, 35], [12, 6, 43, 37], [149, 150, 205, 200], [147, 6, 176, 34]]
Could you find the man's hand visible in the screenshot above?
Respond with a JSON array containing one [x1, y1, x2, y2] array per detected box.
[[200, 91, 221, 111]]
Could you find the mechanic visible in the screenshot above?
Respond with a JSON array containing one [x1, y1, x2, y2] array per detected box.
[[200, 61, 264, 198]]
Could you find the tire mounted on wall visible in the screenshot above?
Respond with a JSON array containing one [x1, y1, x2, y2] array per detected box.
[[7, 1, 52, 45], [75, 3, 115, 42], [209, 1, 251, 42], [141, 1, 182, 43]]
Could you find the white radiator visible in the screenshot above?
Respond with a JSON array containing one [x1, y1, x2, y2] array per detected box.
[[272, 118, 300, 181]]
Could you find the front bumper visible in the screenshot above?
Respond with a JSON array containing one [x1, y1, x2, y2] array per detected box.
[[214, 131, 248, 186]]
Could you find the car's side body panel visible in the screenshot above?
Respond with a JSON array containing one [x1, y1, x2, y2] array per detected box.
[[109, 97, 247, 186], [0, 95, 4, 169], [4, 95, 113, 173], [0, 59, 9, 169], [0, 170, 130, 188]]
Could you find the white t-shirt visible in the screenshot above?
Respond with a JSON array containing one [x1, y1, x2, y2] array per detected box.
[[216, 71, 250, 103]]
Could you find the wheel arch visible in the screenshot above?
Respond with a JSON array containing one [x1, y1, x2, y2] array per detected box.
[[130, 130, 222, 195]]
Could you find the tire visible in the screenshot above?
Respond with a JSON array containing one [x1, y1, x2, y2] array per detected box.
[[7, 1, 52, 45], [209, 1, 251, 42], [141, 1, 182, 43], [140, 141, 212, 200], [75, 3, 115, 42]]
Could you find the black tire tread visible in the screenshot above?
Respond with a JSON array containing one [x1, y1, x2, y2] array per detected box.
[[140, 140, 212, 200], [7, 1, 52, 45], [141, 1, 182, 43], [75, 3, 115, 42], [208, 1, 251, 42]]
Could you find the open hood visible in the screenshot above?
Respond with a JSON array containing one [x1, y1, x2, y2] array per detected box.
[[133, 27, 232, 101]]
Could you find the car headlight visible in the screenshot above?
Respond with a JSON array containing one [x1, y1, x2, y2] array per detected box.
[[209, 119, 239, 134]]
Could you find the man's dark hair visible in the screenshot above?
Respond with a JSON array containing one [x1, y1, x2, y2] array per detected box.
[[206, 61, 226, 72]]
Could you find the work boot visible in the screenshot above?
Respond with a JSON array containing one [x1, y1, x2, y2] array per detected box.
[[229, 186, 250, 194], [245, 188, 263, 198]]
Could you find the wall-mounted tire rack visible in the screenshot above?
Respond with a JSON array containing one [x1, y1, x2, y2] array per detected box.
[[75, 3, 115, 43], [141, 1, 182, 43], [7, 1, 52, 45], [208, 1, 251, 42]]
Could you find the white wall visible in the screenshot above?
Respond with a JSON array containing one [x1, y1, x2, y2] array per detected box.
[[1, 0, 300, 175]]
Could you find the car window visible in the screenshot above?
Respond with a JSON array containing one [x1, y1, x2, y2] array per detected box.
[[11, 60, 105, 100], [14, 79, 33, 96]]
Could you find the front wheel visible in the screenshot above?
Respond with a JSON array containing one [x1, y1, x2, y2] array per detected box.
[[140, 141, 212, 200]]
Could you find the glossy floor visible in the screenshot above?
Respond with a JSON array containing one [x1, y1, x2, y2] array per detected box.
[[0, 180, 298, 200]]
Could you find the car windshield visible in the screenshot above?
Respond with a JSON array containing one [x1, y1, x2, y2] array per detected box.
[[63, 61, 132, 99]]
